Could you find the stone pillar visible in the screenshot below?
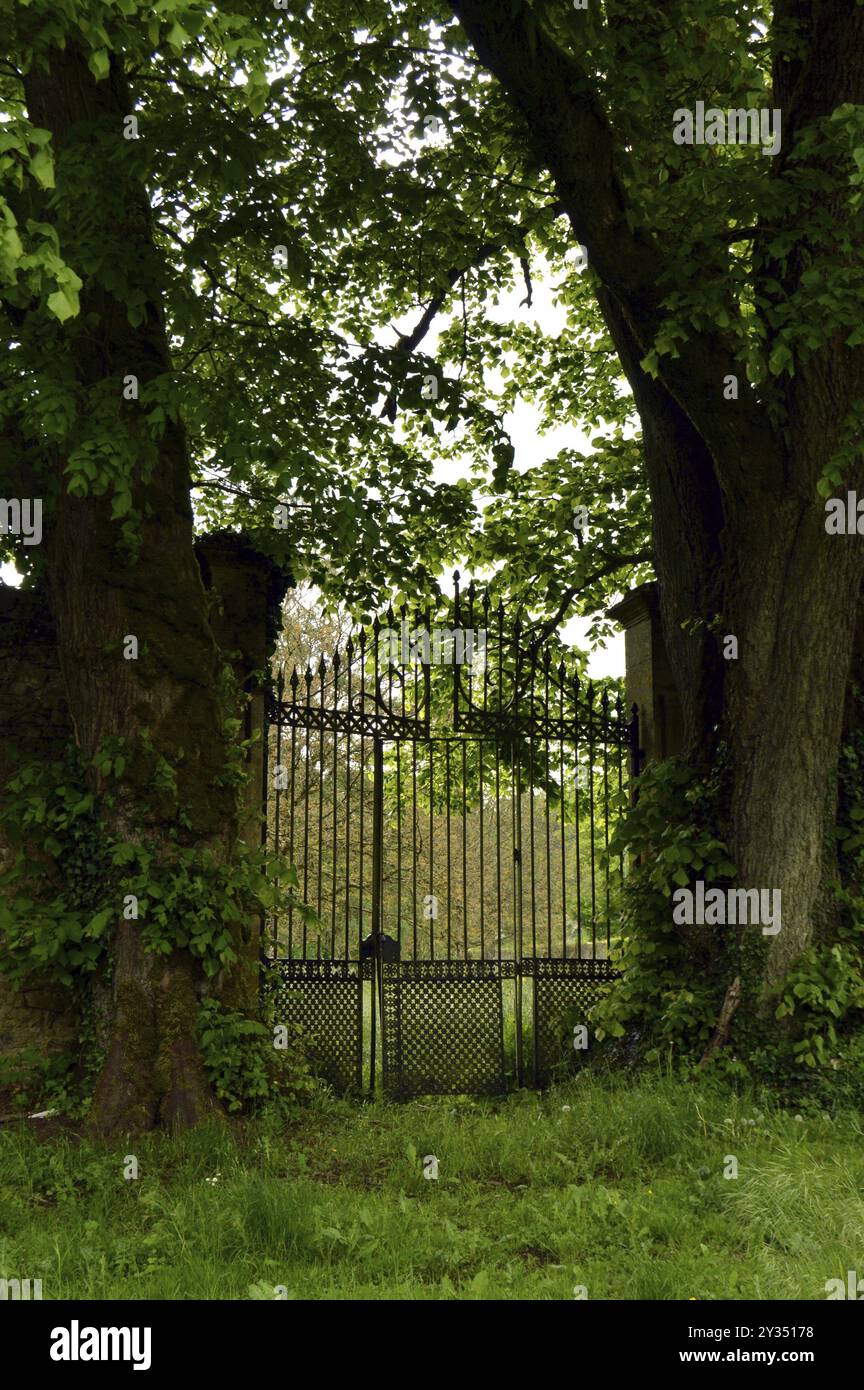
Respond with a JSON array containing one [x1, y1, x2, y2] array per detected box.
[[195, 533, 290, 844], [194, 533, 292, 1007], [606, 582, 685, 769]]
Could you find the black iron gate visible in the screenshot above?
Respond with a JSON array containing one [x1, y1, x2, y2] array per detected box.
[[263, 575, 639, 1097]]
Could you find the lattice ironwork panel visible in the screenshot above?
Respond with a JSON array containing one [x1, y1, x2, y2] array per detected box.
[[522, 958, 621, 1086], [380, 960, 510, 1098], [268, 959, 371, 1093]]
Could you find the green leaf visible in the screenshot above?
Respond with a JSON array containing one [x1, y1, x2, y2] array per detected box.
[[86, 908, 113, 937], [29, 148, 54, 189], [768, 343, 793, 377], [88, 49, 110, 81], [167, 22, 190, 50], [1, 224, 23, 263], [111, 490, 133, 519], [47, 286, 79, 322]]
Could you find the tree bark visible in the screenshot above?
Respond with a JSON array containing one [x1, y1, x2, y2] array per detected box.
[[722, 495, 864, 988], [21, 45, 239, 1132]]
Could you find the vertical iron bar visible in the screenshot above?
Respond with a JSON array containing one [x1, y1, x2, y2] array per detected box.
[[396, 615, 404, 952], [302, 666, 312, 957], [358, 632, 366, 944], [370, 737, 385, 1093], [559, 665, 567, 960], [496, 601, 504, 964], [574, 674, 583, 961], [445, 740, 452, 958], [495, 741, 502, 962], [316, 658, 326, 935], [630, 703, 641, 796], [412, 635, 419, 962], [274, 670, 285, 955], [544, 649, 552, 958], [479, 741, 486, 961], [453, 571, 461, 730], [286, 670, 297, 956], [602, 688, 611, 955], [528, 643, 537, 960], [344, 638, 353, 959], [461, 740, 469, 958], [429, 740, 435, 959], [386, 609, 395, 942], [616, 696, 625, 909], [588, 681, 597, 959], [330, 652, 340, 957]]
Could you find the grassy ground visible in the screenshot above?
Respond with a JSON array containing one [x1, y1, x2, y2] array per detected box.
[[0, 1073, 862, 1300]]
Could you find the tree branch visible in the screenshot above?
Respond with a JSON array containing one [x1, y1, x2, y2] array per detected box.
[[535, 550, 653, 642], [380, 200, 563, 421], [447, 0, 784, 498]]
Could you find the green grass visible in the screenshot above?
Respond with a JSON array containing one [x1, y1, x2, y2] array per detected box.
[[1, 1073, 862, 1300]]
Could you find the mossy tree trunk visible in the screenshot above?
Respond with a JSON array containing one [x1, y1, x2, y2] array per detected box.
[[21, 44, 242, 1133]]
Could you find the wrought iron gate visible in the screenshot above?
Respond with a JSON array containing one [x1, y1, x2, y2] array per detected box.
[[263, 575, 639, 1097]]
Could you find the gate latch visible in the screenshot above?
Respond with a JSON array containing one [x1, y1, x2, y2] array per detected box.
[[360, 932, 401, 962]]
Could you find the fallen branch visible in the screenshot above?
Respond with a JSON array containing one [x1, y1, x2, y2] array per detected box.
[[698, 976, 741, 1068]]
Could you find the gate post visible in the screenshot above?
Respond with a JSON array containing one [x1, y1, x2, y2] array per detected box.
[[194, 533, 291, 1009], [369, 736, 385, 1092], [606, 582, 684, 769]]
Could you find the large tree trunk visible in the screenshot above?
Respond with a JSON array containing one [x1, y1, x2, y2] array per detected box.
[[722, 490, 864, 991], [21, 45, 241, 1132], [449, 0, 864, 1026], [718, 0, 864, 994]]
